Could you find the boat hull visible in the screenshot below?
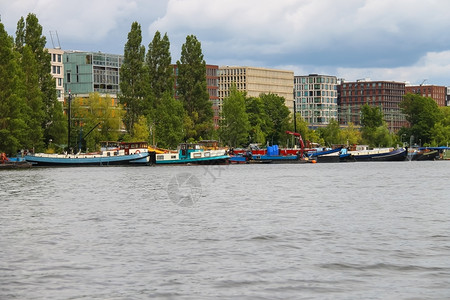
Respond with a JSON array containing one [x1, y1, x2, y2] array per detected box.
[[351, 148, 407, 162], [155, 155, 230, 165], [25, 153, 150, 166]]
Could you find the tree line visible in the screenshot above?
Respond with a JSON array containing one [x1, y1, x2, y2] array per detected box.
[[0, 14, 66, 155]]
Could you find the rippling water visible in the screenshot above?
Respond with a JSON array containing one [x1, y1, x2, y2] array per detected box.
[[1, 162, 450, 299]]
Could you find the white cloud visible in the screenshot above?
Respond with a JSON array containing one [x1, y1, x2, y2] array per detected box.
[[2, 0, 450, 84]]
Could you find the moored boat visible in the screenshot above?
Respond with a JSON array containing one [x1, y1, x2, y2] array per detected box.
[[350, 147, 407, 162], [24, 141, 150, 166], [155, 142, 230, 165]]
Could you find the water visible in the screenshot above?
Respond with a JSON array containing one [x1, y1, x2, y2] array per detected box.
[[1, 162, 449, 299]]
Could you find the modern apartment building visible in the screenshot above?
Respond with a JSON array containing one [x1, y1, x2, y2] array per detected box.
[[294, 74, 338, 127], [338, 79, 407, 132], [405, 84, 447, 107], [63, 51, 123, 99], [218, 66, 294, 112], [48, 48, 64, 102]]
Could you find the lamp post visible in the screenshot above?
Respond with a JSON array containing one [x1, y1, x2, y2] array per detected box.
[[67, 91, 71, 152]]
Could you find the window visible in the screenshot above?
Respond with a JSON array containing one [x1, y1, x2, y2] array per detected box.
[[52, 54, 56, 62], [58, 54, 62, 62], [58, 78, 62, 86], [52, 66, 56, 73], [57, 66, 61, 74]]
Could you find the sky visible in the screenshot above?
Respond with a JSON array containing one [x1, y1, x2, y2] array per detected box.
[[2, 0, 450, 86]]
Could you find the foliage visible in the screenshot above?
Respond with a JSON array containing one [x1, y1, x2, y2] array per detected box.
[[219, 86, 250, 147], [131, 116, 150, 142], [0, 23, 28, 155], [69, 93, 124, 151], [317, 119, 341, 146], [245, 96, 269, 145], [339, 122, 362, 146], [176, 35, 213, 140], [360, 104, 393, 147], [430, 106, 450, 146], [119, 22, 148, 136], [154, 92, 184, 148], [146, 31, 174, 103], [260, 93, 291, 146], [400, 93, 442, 145]]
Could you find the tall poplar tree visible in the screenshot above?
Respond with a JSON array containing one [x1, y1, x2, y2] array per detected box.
[[146, 31, 174, 103], [176, 35, 213, 140], [21, 45, 44, 151], [120, 22, 148, 136], [0, 23, 28, 155], [15, 13, 66, 147]]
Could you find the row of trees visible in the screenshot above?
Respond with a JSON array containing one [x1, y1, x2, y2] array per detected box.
[[0, 15, 66, 155], [118, 22, 213, 148]]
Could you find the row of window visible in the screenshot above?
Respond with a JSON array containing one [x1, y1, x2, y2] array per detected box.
[[297, 91, 337, 97], [295, 76, 337, 84], [296, 84, 337, 90]]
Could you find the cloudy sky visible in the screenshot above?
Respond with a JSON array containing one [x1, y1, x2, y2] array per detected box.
[[2, 0, 450, 85]]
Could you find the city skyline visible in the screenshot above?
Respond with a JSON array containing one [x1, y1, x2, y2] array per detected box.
[[3, 0, 450, 86]]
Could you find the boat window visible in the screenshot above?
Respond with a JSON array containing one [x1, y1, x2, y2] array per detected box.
[[157, 155, 164, 160]]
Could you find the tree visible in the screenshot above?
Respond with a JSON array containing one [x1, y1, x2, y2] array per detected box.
[[219, 86, 250, 147], [120, 22, 148, 136], [360, 104, 393, 147], [20, 45, 45, 151], [154, 92, 184, 148], [400, 93, 442, 145], [245, 96, 269, 145], [260, 93, 291, 146], [318, 118, 341, 146], [340, 122, 362, 146], [0, 23, 28, 155], [69, 93, 124, 151], [18, 14, 66, 146], [176, 35, 213, 140], [430, 106, 450, 146], [146, 31, 174, 103]]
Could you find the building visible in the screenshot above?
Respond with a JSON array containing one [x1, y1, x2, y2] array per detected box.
[[218, 66, 294, 112], [405, 84, 447, 107], [172, 64, 220, 128], [48, 48, 65, 102], [63, 51, 123, 100], [338, 79, 407, 132], [294, 74, 338, 127]]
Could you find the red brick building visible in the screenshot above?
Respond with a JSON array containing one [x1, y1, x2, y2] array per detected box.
[[405, 85, 446, 107], [338, 80, 407, 132]]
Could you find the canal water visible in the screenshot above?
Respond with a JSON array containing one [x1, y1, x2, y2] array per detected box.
[[1, 161, 449, 299]]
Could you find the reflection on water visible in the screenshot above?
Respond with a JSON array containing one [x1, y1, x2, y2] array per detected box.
[[1, 162, 450, 299]]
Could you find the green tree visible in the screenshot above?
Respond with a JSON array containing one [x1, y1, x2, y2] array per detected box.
[[18, 14, 66, 146], [260, 93, 291, 146], [69, 93, 124, 151], [154, 92, 184, 148], [318, 118, 341, 146], [146, 31, 174, 103], [120, 22, 148, 136], [245, 96, 269, 145], [176, 35, 213, 140], [430, 106, 450, 146], [0, 23, 28, 155], [360, 104, 392, 146], [132, 116, 150, 142], [21, 45, 45, 151], [400, 93, 442, 145], [339, 122, 362, 146], [219, 86, 250, 147]]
